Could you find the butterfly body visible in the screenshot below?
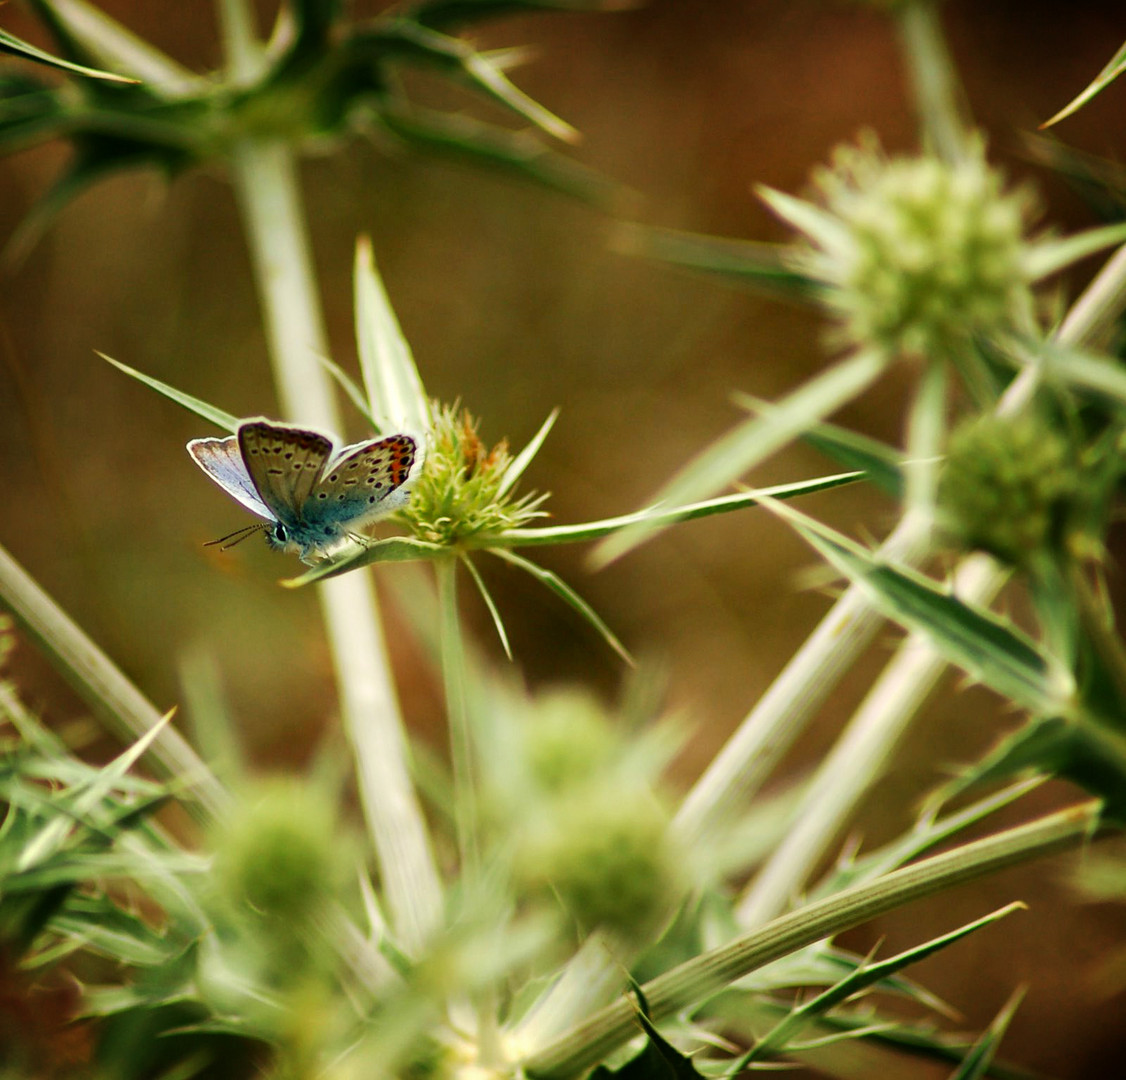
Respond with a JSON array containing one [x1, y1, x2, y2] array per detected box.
[[188, 419, 421, 563]]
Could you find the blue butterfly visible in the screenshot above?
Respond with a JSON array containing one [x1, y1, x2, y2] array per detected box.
[[188, 418, 422, 563]]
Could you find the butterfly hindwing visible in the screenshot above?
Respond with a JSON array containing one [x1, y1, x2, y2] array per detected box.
[[187, 435, 274, 520], [238, 421, 333, 527], [313, 433, 420, 529]]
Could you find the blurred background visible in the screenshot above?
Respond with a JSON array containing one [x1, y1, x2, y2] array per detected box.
[[1, 1, 1125, 1075]]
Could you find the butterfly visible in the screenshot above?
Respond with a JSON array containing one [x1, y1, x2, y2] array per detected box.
[[187, 418, 422, 563]]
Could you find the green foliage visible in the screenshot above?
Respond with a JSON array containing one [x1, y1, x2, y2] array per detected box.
[[0, 0, 616, 254]]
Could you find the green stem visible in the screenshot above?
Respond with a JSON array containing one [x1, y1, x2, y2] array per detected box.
[[896, 0, 972, 162], [215, 0, 264, 83], [437, 556, 478, 876], [902, 357, 947, 529], [523, 801, 1103, 1078], [1056, 240, 1126, 351], [435, 555, 502, 1063], [225, 126, 441, 950], [737, 551, 1006, 925], [673, 511, 931, 849]]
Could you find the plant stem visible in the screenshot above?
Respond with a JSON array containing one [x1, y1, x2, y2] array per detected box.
[[436, 557, 478, 877], [673, 512, 931, 849], [1057, 240, 1126, 350], [436, 555, 502, 1062], [903, 357, 947, 526], [215, 0, 263, 84], [523, 801, 1102, 1078], [737, 551, 1005, 924], [225, 124, 441, 950]]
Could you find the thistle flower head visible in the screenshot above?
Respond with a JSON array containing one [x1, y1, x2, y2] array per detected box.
[[522, 686, 623, 794], [401, 404, 548, 546], [777, 135, 1036, 360]]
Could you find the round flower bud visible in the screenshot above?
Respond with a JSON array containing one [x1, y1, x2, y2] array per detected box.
[[937, 414, 1079, 567], [513, 787, 681, 942], [209, 777, 340, 928], [802, 138, 1033, 359], [522, 687, 620, 795]]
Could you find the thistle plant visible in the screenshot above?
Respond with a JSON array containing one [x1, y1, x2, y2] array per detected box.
[[3, 2, 1126, 1078]]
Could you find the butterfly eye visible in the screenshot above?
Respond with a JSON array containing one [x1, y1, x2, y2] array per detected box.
[[272, 523, 289, 544]]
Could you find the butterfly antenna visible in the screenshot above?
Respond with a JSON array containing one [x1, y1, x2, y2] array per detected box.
[[205, 522, 268, 550]]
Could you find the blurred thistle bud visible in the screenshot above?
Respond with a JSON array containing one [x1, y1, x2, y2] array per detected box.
[[401, 404, 548, 545], [522, 687, 622, 795], [513, 785, 682, 942], [774, 134, 1035, 360], [209, 777, 342, 931], [937, 414, 1080, 568]]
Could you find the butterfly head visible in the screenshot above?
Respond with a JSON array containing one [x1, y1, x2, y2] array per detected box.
[[263, 518, 349, 561], [265, 520, 295, 554]]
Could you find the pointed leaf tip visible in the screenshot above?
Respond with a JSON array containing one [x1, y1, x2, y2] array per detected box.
[[0, 27, 139, 83]]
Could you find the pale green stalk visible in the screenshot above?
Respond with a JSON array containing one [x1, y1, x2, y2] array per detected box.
[[902, 357, 947, 527], [436, 557, 478, 876], [896, 0, 972, 163], [737, 552, 1004, 925], [218, 2, 441, 954], [672, 513, 930, 850], [436, 556, 502, 1063], [215, 0, 263, 83], [523, 801, 1100, 1078], [1055, 240, 1126, 352]]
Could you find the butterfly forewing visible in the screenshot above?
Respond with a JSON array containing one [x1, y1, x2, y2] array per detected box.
[[238, 422, 333, 526], [187, 436, 274, 520], [314, 434, 419, 527]]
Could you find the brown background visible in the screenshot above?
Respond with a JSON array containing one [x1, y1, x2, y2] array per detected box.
[[1, 1, 1125, 1075]]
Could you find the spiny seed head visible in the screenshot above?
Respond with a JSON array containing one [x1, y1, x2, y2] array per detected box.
[[798, 135, 1035, 359], [937, 414, 1080, 568], [401, 403, 547, 545]]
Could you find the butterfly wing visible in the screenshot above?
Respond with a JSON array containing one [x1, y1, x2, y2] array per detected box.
[[312, 433, 421, 530], [237, 421, 334, 527], [187, 435, 275, 520]]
